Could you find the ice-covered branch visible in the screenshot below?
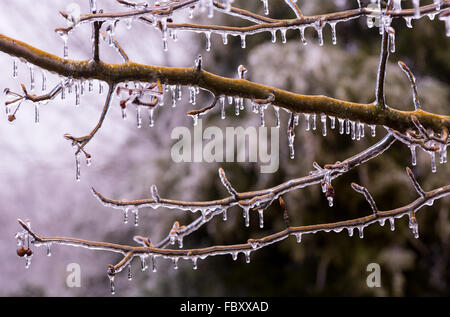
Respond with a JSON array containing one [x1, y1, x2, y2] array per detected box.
[[92, 132, 397, 227], [16, 178, 450, 294]]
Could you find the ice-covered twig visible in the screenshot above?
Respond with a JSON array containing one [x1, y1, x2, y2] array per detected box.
[[351, 183, 379, 215], [398, 61, 420, 110]]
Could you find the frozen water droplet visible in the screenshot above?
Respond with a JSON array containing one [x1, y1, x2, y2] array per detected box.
[[222, 209, 227, 221], [136, 106, 142, 128], [347, 227, 354, 237], [205, 32, 211, 51], [127, 264, 132, 280], [123, 209, 129, 224], [192, 257, 198, 270], [243, 207, 250, 227], [232, 252, 238, 261], [152, 256, 157, 272], [329, 116, 335, 129], [358, 226, 364, 239], [430, 151, 437, 173], [410, 145, 417, 166], [173, 258, 179, 270], [13, 58, 18, 78], [258, 209, 264, 228], [295, 233, 302, 243], [330, 22, 337, 45], [240, 34, 246, 48], [304, 113, 310, 131], [321, 114, 327, 136], [389, 218, 395, 231], [133, 209, 139, 227], [244, 251, 251, 263], [299, 26, 307, 45], [338, 118, 345, 134]]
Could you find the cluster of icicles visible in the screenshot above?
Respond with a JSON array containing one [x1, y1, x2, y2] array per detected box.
[[58, 0, 450, 58]]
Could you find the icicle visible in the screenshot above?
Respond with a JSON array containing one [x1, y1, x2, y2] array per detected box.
[[430, 151, 437, 173], [329, 116, 335, 129], [140, 255, 147, 271], [242, 251, 250, 264], [258, 209, 264, 228], [189, 6, 195, 19], [46, 243, 52, 257], [294, 113, 299, 126], [409, 214, 419, 238], [192, 257, 198, 270], [61, 33, 69, 59], [369, 125, 376, 137], [314, 21, 324, 46], [356, 122, 361, 140], [359, 123, 365, 138], [127, 264, 132, 280], [75, 81, 80, 106], [86, 155, 91, 166], [41, 71, 47, 91], [240, 34, 246, 48], [222, 209, 227, 221], [173, 258, 179, 270], [271, 30, 277, 43], [108, 275, 115, 295], [13, 58, 18, 78], [136, 106, 142, 128], [220, 96, 226, 119], [99, 81, 104, 94], [351, 121, 356, 140], [273, 106, 280, 128], [133, 209, 139, 227], [222, 33, 228, 45], [121, 105, 127, 120], [440, 145, 447, 164], [327, 196, 334, 207], [24, 254, 32, 269], [347, 227, 354, 237], [205, 32, 211, 51], [321, 114, 327, 136], [189, 86, 196, 105], [299, 26, 307, 45], [170, 85, 177, 108], [330, 22, 337, 45], [123, 208, 129, 224], [232, 252, 238, 261], [235, 99, 240, 116], [75, 152, 81, 181], [404, 17, 413, 28], [389, 218, 395, 231], [338, 118, 345, 134], [148, 108, 154, 127], [312, 114, 316, 130], [378, 218, 386, 227], [295, 233, 302, 243], [288, 130, 295, 159], [152, 256, 157, 272], [409, 145, 417, 166], [281, 29, 287, 43], [28, 64, 35, 92], [260, 105, 265, 127], [358, 226, 364, 239], [34, 104, 40, 124], [261, 0, 269, 15], [305, 113, 310, 131], [243, 207, 250, 227]]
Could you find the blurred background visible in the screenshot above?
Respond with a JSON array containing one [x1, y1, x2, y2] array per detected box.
[[0, 0, 449, 296]]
